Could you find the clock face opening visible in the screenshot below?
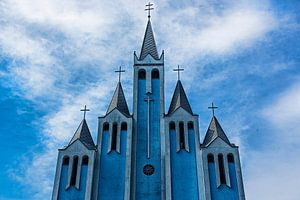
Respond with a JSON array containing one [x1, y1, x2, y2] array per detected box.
[[143, 164, 155, 176]]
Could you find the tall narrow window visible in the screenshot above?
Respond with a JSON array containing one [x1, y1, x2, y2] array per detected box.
[[121, 122, 127, 131], [82, 155, 89, 166], [111, 123, 118, 151], [179, 121, 185, 149], [188, 121, 194, 130], [62, 156, 69, 165], [207, 154, 214, 163], [169, 121, 175, 130], [70, 156, 79, 186], [151, 69, 159, 79], [228, 154, 234, 163], [218, 154, 226, 184], [138, 69, 146, 79], [103, 122, 109, 132]]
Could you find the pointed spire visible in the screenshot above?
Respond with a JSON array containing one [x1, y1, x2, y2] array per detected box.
[[202, 116, 231, 147], [168, 80, 193, 115], [107, 82, 130, 116], [68, 119, 96, 150], [139, 19, 159, 60]]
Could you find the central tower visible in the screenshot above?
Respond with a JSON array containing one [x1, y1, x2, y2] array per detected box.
[[132, 12, 165, 199]]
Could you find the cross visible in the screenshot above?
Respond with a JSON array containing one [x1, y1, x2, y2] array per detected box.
[[115, 66, 125, 83], [208, 102, 218, 117], [173, 65, 184, 80], [80, 105, 90, 119], [144, 92, 154, 159], [145, 2, 154, 19]]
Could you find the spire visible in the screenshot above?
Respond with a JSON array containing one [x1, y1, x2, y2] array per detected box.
[[168, 80, 193, 115], [68, 119, 96, 150], [139, 19, 159, 60], [202, 116, 231, 147], [107, 82, 130, 116]]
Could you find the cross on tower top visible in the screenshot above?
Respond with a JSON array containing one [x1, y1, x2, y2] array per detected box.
[[145, 2, 154, 19], [80, 105, 90, 119], [115, 66, 125, 83], [208, 102, 218, 117], [173, 65, 184, 80]]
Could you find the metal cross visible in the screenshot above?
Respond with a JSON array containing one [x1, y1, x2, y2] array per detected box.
[[80, 105, 90, 119], [145, 2, 154, 19], [144, 92, 153, 159], [115, 66, 125, 83], [173, 65, 184, 80], [208, 102, 218, 117]]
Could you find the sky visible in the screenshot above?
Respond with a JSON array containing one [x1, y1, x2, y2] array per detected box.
[[0, 0, 299, 199]]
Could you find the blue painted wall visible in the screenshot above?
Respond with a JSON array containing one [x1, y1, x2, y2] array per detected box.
[[98, 129, 127, 200], [170, 128, 199, 200], [208, 157, 239, 200], [58, 161, 87, 200], [136, 77, 161, 199]]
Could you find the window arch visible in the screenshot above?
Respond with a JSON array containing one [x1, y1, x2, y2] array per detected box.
[[111, 123, 118, 151], [179, 121, 185, 149], [121, 122, 127, 131], [218, 154, 226, 184], [169, 121, 175, 130], [207, 154, 214, 163], [82, 155, 89, 165], [151, 69, 159, 79], [228, 153, 234, 163], [138, 69, 146, 79], [70, 156, 79, 186], [62, 156, 69, 165], [103, 122, 109, 132], [188, 121, 194, 130]]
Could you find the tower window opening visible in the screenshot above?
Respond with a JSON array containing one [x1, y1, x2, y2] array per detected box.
[[169, 121, 175, 130], [62, 156, 69, 165], [228, 154, 234, 163], [151, 69, 159, 79], [179, 121, 185, 149], [218, 154, 226, 184], [121, 122, 127, 131], [82, 155, 89, 165], [111, 123, 118, 151], [207, 154, 214, 163], [138, 69, 146, 79], [188, 121, 194, 130], [103, 122, 109, 131], [70, 156, 79, 186]]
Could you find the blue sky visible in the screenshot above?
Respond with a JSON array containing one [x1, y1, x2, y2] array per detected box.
[[0, 0, 300, 199]]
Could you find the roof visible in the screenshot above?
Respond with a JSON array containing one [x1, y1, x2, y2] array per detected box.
[[202, 116, 231, 147], [106, 82, 130, 116], [168, 80, 193, 115], [139, 19, 159, 60], [68, 119, 96, 150]]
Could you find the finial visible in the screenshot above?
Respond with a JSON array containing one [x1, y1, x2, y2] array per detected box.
[[173, 65, 184, 80], [115, 66, 125, 83], [80, 105, 90, 119], [145, 2, 154, 19], [208, 102, 218, 117]]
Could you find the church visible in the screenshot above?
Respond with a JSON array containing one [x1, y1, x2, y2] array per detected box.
[[52, 4, 246, 200]]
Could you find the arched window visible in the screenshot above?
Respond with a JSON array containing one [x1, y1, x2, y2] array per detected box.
[[228, 153, 234, 163], [103, 122, 109, 132], [82, 155, 89, 165], [62, 156, 69, 165], [188, 121, 194, 130], [151, 69, 159, 79], [218, 154, 226, 184], [121, 122, 127, 131], [138, 69, 146, 79], [179, 121, 185, 149], [169, 121, 175, 130], [207, 154, 214, 163], [70, 156, 79, 186], [111, 123, 118, 151]]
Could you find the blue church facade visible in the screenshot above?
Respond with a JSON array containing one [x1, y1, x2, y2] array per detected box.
[[52, 11, 246, 200]]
